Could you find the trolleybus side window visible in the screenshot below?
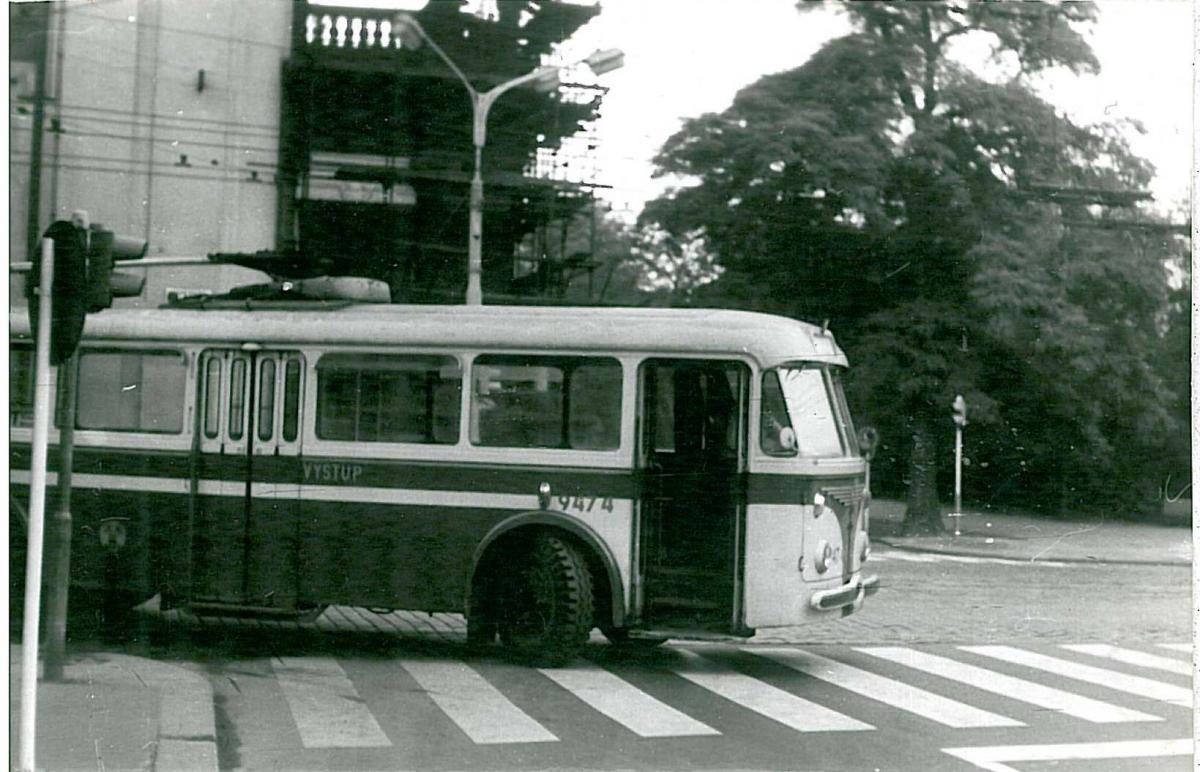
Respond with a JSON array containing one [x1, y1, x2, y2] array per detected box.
[[315, 353, 461, 444], [203, 357, 222, 439], [470, 355, 621, 450], [282, 359, 301, 442], [72, 349, 188, 433], [257, 358, 276, 441], [228, 358, 247, 441], [9, 345, 35, 428]]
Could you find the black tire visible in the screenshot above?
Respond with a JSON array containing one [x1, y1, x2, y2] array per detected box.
[[498, 534, 593, 665], [600, 626, 669, 649]]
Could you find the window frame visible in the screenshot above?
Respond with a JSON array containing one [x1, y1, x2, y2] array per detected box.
[[468, 353, 624, 452], [313, 351, 463, 446], [69, 347, 191, 436], [757, 363, 849, 459]]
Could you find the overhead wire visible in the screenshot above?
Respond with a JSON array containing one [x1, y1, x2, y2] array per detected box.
[[9, 119, 280, 157], [9, 157, 272, 186], [68, 7, 292, 51]]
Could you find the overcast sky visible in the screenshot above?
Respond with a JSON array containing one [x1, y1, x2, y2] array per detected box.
[[561, 0, 1194, 220]]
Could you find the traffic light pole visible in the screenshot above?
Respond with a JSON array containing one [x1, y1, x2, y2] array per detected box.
[[950, 395, 967, 538], [43, 351, 77, 681], [19, 237, 55, 772], [953, 423, 963, 538]]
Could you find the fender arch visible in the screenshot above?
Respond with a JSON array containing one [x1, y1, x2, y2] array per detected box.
[[468, 511, 625, 628]]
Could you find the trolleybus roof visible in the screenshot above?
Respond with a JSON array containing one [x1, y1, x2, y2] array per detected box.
[[10, 305, 848, 367]]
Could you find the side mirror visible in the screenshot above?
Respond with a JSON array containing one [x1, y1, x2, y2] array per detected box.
[[858, 427, 879, 461], [777, 426, 797, 452]]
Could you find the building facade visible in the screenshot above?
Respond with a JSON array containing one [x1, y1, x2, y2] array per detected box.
[[10, 0, 606, 306]]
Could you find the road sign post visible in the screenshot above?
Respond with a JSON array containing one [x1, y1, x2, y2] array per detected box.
[[43, 350, 77, 681], [19, 237, 56, 772], [951, 395, 967, 538]]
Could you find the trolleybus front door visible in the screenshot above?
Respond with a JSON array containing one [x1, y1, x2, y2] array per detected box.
[[638, 359, 748, 632], [190, 349, 305, 611]]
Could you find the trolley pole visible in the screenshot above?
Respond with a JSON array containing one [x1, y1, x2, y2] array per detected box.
[[44, 351, 77, 681], [19, 237, 55, 772]]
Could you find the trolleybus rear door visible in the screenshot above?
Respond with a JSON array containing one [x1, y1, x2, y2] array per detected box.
[[637, 359, 748, 632], [191, 349, 305, 610]]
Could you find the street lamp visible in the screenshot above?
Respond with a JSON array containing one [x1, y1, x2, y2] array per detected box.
[[393, 15, 623, 304]]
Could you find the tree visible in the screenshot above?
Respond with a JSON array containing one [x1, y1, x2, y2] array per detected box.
[[641, 1, 1183, 531]]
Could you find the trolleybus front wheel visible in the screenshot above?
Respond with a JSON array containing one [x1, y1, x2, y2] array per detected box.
[[498, 533, 593, 665]]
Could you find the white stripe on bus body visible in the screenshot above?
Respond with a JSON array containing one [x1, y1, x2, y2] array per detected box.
[[295, 483, 540, 510], [672, 650, 873, 732], [538, 660, 719, 738], [271, 657, 391, 748], [961, 645, 1192, 708], [13, 468, 636, 621], [11, 469, 189, 494], [747, 647, 1023, 728], [856, 647, 1160, 723], [1061, 644, 1192, 677], [399, 658, 558, 744], [11, 468, 634, 514]]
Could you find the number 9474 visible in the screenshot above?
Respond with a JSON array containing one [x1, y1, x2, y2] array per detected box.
[[557, 495, 614, 513]]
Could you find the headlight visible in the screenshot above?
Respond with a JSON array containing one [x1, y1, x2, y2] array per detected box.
[[815, 540, 834, 573]]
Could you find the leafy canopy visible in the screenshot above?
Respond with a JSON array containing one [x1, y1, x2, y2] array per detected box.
[[641, 1, 1184, 520]]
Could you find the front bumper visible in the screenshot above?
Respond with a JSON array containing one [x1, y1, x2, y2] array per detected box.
[[809, 574, 879, 611]]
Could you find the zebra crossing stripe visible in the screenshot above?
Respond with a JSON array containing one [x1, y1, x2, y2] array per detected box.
[[856, 647, 1160, 723], [961, 645, 1192, 709], [1061, 644, 1192, 676], [1157, 643, 1192, 653], [943, 737, 1193, 772], [672, 650, 872, 732], [881, 552, 940, 562], [539, 661, 719, 737], [747, 647, 1023, 728], [871, 550, 1070, 567], [399, 658, 558, 744], [271, 657, 391, 748]]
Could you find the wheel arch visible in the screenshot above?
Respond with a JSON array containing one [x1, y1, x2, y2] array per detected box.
[[468, 511, 625, 628]]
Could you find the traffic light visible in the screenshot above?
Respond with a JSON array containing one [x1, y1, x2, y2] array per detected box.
[[25, 220, 147, 365], [86, 226, 147, 311], [26, 220, 88, 365], [952, 394, 968, 427]]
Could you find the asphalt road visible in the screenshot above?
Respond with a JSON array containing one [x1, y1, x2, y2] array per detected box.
[[128, 552, 1191, 771]]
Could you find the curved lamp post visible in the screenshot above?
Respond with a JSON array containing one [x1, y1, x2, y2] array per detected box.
[[393, 15, 622, 304]]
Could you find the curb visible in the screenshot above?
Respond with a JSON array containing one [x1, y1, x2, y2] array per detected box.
[[148, 661, 219, 772], [66, 654, 219, 772], [874, 538, 1192, 568]]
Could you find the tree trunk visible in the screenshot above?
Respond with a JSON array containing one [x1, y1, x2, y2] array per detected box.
[[904, 413, 943, 534]]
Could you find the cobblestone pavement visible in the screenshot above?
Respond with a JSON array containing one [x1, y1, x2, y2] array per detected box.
[[135, 556, 1190, 651], [752, 558, 1190, 645]]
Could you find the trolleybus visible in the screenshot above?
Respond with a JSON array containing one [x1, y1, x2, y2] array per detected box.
[[10, 302, 878, 659]]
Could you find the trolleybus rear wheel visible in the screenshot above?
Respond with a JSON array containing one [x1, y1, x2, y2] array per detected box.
[[498, 533, 593, 665]]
